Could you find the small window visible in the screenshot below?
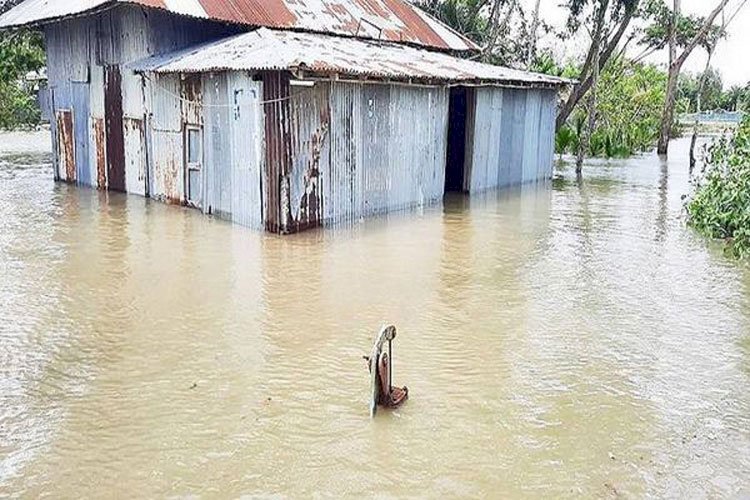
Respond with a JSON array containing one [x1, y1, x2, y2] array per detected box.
[[187, 127, 201, 165], [185, 126, 202, 207]]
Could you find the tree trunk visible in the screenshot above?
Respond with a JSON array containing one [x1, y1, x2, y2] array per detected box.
[[657, 0, 680, 156], [657, 66, 680, 155], [556, 1, 637, 130], [576, 8, 603, 175], [689, 130, 697, 171]]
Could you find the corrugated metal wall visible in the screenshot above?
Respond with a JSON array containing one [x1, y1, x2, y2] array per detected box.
[[466, 87, 556, 193], [146, 73, 182, 203], [324, 81, 449, 226], [287, 84, 330, 231], [43, 4, 238, 191], [261, 79, 448, 233], [202, 72, 264, 229]]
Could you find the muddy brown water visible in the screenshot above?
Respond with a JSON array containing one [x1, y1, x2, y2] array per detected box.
[[1, 133, 749, 497]]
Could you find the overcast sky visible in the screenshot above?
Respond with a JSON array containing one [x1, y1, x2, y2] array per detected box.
[[528, 0, 750, 88]]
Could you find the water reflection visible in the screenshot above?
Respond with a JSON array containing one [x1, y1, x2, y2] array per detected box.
[[1, 136, 749, 497]]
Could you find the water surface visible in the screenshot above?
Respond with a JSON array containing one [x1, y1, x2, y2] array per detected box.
[[1, 134, 749, 497]]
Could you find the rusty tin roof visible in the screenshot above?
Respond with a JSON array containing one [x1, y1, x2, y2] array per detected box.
[[131, 28, 570, 87], [0, 0, 478, 51]]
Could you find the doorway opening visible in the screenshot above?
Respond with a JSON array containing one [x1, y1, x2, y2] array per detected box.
[[445, 87, 470, 193]]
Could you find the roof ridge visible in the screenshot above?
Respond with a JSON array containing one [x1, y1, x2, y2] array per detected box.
[[0, 0, 480, 52]]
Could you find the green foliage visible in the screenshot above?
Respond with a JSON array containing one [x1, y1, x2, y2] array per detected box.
[[555, 125, 577, 158], [414, 0, 554, 67], [557, 58, 667, 158], [0, 29, 45, 129], [415, 0, 490, 46], [529, 50, 580, 79], [740, 84, 750, 113], [687, 117, 750, 258], [638, 0, 724, 54], [0, 79, 40, 127], [677, 69, 725, 113], [563, 0, 639, 35], [677, 70, 750, 114]]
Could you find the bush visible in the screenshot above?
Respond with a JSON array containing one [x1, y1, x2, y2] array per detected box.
[[686, 117, 750, 258], [556, 59, 668, 158]]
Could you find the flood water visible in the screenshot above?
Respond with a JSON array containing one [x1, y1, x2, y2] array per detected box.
[[1, 132, 749, 498]]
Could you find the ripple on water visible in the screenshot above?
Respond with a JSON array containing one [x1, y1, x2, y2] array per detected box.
[[1, 136, 750, 497]]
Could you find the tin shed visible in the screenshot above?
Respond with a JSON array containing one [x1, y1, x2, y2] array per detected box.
[[0, 0, 570, 234]]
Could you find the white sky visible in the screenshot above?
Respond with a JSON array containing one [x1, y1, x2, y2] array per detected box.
[[528, 0, 750, 88]]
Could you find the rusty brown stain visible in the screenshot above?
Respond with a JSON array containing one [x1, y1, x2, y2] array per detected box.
[[262, 71, 293, 234], [326, 3, 349, 17], [287, 84, 330, 233], [354, 0, 390, 18], [152, 133, 182, 205], [94, 118, 107, 189], [104, 65, 126, 192], [121, 0, 475, 50], [297, 125, 328, 231], [379, 0, 448, 48], [56, 110, 76, 183], [166, 154, 182, 204], [199, 0, 297, 28]]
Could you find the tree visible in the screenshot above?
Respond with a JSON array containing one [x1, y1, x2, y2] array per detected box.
[[678, 69, 724, 113], [575, 0, 608, 174], [416, 0, 559, 68], [555, 0, 641, 130], [655, 0, 738, 156]]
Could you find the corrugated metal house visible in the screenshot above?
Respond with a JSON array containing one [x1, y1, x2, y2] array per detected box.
[[0, 0, 568, 234]]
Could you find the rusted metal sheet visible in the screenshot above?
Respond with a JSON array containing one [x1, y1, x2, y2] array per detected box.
[[261, 74, 329, 233], [104, 65, 126, 192], [147, 73, 184, 204], [94, 118, 107, 189], [0, 0, 478, 51], [56, 109, 76, 183], [151, 132, 183, 204], [41, 5, 236, 194], [262, 71, 292, 233], [287, 84, 330, 232], [134, 28, 570, 88], [124, 117, 147, 194]]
